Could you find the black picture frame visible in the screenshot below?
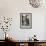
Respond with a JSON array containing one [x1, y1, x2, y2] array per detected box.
[[20, 13, 32, 29]]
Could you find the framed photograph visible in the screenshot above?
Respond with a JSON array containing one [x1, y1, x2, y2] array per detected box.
[[20, 13, 32, 29]]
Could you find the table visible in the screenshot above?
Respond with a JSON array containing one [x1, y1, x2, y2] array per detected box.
[[5, 39, 46, 46]]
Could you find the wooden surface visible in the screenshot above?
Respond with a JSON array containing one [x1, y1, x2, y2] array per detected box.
[[7, 40, 46, 43], [24, 43, 28, 46], [5, 39, 46, 46], [1, 39, 46, 46]]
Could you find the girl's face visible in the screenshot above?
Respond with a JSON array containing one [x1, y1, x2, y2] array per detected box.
[[23, 16, 27, 22]]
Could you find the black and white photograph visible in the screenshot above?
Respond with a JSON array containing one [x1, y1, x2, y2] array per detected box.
[[20, 13, 32, 29]]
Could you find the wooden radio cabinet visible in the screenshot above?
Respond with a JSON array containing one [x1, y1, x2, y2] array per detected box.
[[15, 40, 46, 46], [1, 39, 46, 46]]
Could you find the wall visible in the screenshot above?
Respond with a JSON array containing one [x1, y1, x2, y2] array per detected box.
[[0, 0, 46, 40]]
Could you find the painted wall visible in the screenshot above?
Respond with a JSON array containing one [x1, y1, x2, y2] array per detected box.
[[0, 0, 46, 40]]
